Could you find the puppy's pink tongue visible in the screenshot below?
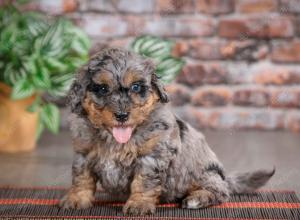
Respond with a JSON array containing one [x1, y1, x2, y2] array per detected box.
[[112, 127, 133, 144]]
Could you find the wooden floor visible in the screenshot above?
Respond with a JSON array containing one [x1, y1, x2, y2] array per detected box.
[[0, 129, 299, 197]]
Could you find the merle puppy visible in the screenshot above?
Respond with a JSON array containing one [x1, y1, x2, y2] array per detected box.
[[60, 48, 274, 215]]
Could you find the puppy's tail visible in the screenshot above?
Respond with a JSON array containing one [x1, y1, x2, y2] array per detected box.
[[226, 168, 275, 194]]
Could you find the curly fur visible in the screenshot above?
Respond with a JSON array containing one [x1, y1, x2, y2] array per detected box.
[[60, 48, 275, 215]]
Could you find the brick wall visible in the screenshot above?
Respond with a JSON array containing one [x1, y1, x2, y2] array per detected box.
[[25, 0, 300, 132]]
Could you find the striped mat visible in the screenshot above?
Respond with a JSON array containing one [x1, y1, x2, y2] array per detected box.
[[0, 187, 299, 219]]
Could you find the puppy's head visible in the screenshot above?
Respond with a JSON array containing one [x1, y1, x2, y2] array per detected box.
[[69, 48, 168, 144]]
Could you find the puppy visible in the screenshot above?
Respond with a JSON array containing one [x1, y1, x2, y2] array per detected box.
[[60, 48, 274, 215]]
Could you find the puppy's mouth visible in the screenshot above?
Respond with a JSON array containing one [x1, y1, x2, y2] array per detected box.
[[112, 126, 133, 144]]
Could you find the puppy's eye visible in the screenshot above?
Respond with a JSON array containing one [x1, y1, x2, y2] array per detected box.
[[131, 83, 141, 93], [91, 83, 109, 96]]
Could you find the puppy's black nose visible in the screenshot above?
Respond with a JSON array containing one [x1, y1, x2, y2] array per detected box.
[[114, 112, 129, 122]]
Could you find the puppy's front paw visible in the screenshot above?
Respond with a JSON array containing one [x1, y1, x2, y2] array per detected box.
[[123, 199, 156, 216], [59, 190, 94, 209], [182, 190, 216, 209]]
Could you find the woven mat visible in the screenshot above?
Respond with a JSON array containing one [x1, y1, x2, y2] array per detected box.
[[0, 187, 299, 219]]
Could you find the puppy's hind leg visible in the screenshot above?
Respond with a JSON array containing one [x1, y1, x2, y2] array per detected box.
[[182, 173, 230, 209]]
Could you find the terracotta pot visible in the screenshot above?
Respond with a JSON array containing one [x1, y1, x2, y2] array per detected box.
[[0, 82, 38, 153]]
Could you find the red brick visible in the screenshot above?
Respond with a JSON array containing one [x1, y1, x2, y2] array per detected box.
[[219, 16, 294, 39], [254, 67, 300, 85], [220, 40, 268, 60], [165, 84, 191, 106], [295, 17, 300, 36], [89, 38, 132, 56], [226, 62, 253, 84], [142, 17, 215, 37], [29, 1, 59, 14], [192, 87, 232, 106], [206, 63, 228, 84], [172, 40, 189, 57], [209, 108, 284, 130], [26, 0, 79, 14], [125, 15, 147, 36], [177, 63, 227, 86], [174, 106, 208, 129], [280, 0, 300, 13], [118, 0, 155, 13], [270, 88, 300, 108], [176, 106, 285, 130], [271, 40, 300, 63], [187, 39, 268, 61], [81, 0, 116, 12], [63, 0, 78, 12], [195, 0, 234, 15], [188, 39, 224, 60], [19, 1, 41, 11], [233, 87, 270, 107], [236, 0, 278, 13], [83, 0, 155, 13], [177, 63, 206, 86], [109, 38, 132, 48], [80, 15, 129, 37], [286, 112, 300, 132], [157, 0, 194, 13]]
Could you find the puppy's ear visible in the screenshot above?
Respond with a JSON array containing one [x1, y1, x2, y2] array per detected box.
[[68, 66, 88, 115], [143, 58, 169, 103], [151, 73, 169, 103]]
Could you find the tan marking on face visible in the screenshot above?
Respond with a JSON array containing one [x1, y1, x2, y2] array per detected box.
[[123, 71, 144, 87], [92, 71, 114, 86], [129, 92, 159, 126], [83, 92, 115, 128], [83, 73, 159, 131]]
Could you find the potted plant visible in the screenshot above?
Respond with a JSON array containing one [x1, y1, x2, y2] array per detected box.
[[131, 35, 185, 84], [0, 3, 90, 152]]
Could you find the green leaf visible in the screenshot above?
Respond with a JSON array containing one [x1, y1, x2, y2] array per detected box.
[[131, 35, 148, 53], [63, 57, 86, 70], [3, 63, 14, 85], [23, 58, 38, 75], [131, 36, 173, 59], [27, 96, 41, 112], [26, 16, 49, 37], [44, 57, 68, 72], [11, 78, 35, 100], [48, 74, 74, 97], [36, 19, 64, 58], [156, 57, 185, 84], [130, 35, 184, 84], [71, 40, 89, 57], [31, 65, 51, 89], [146, 41, 173, 59], [0, 6, 91, 99], [156, 57, 180, 71], [40, 103, 60, 134], [67, 27, 91, 50], [36, 120, 44, 140]]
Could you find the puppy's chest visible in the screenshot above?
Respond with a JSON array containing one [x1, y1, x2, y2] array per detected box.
[[92, 144, 138, 192]]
